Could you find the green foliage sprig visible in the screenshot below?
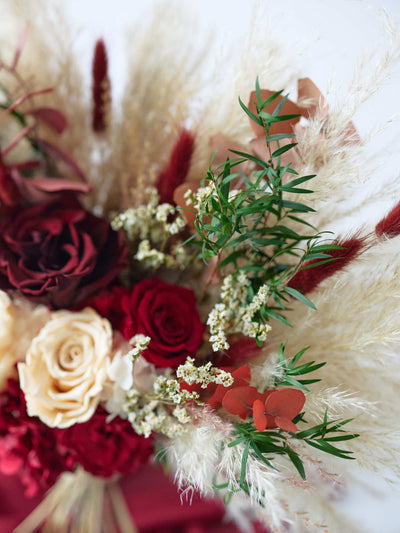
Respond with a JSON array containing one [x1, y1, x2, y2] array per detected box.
[[226, 346, 359, 496], [273, 343, 326, 391], [186, 79, 339, 331]]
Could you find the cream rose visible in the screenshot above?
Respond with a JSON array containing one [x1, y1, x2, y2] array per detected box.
[[0, 291, 15, 388], [18, 308, 113, 428]]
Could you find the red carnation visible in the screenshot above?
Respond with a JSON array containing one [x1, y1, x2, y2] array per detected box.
[[0, 380, 73, 497], [0, 197, 127, 308], [56, 409, 153, 478]]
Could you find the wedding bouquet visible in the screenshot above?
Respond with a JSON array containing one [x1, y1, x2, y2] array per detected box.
[[0, 2, 399, 532]]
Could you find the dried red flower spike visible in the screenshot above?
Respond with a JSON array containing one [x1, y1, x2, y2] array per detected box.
[[288, 236, 366, 295], [92, 38, 111, 132], [156, 129, 195, 204], [375, 201, 400, 237]]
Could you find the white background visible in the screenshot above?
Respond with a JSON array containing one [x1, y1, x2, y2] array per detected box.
[[61, 1, 400, 531]]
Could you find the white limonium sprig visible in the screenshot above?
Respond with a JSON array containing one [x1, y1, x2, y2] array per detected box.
[[207, 272, 272, 351], [129, 334, 151, 360], [184, 185, 214, 211], [153, 375, 200, 404], [176, 357, 233, 388], [122, 357, 234, 438], [111, 188, 189, 270]]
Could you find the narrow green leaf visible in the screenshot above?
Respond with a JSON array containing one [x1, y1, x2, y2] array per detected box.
[[240, 441, 250, 487], [288, 347, 310, 369], [238, 96, 263, 126], [283, 286, 317, 310], [229, 148, 268, 168], [283, 175, 316, 188], [285, 447, 306, 480], [255, 77, 262, 106], [281, 199, 316, 212], [265, 309, 292, 327], [260, 90, 284, 110], [265, 133, 296, 142], [271, 143, 298, 158], [259, 111, 301, 123]]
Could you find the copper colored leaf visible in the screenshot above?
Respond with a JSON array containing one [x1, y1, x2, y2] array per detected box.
[[3, 124, 34, 156], [275, 416, 298, 433], [28, 107, 67, 134], [11, 23, 28, 71], [7, 88, 53, 113], [264, 388, 305, 420], [253, 399, 267, 431], [36, 139, 87, 182], [222, 386, 260, 419]]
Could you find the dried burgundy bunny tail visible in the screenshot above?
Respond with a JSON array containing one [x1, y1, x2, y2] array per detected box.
[[156, 129, 195, 204], [92, 39, 110, 132], [375, 201, 400, 237], [288, 236, 367, 295]]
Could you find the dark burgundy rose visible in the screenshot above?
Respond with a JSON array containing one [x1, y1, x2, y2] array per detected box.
[[125, 278, 204, 368], [56, 409, 153, 478], [0, 380, 73, 497], [0, 198, 127, 308]]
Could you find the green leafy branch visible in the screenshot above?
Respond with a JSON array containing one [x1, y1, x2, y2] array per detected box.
[[229, 414, 358, 487], [224, 345, 359, 499], [273, 343, 326, 391], [186, 80, 340, 332]]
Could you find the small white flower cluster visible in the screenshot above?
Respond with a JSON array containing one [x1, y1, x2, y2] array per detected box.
[[111, 188, 188, 270], [124, 391, 188, 438], [176, 357, 233, 388], [184, 184, 214, 211], [129, 334, 151, 359], [207, 273, 272, 351], [134, 240, 188, 270], [122, 363, 202, 438], [153, 375, 200, 404]]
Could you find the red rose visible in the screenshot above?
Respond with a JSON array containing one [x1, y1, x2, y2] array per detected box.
[[0, 198, 127, 308], [81, 279, 205, 368], [0, 380, 73, 497], [80, 285, 133, 331], [56, 409, 153, 478], [125, 278, 204, 368]]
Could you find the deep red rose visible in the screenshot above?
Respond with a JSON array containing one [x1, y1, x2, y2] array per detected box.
[[83, 280, 205, 368], [0, 380, 73, 497], [0, 197, 127, 308], [125, 278, 204, 368], [56, 409, 153, 478], [80, 285, 133, 331]]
